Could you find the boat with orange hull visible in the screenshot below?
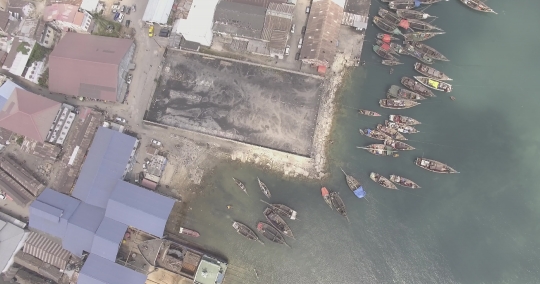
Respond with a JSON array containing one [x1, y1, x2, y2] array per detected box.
[[321, 187, 333, 209]]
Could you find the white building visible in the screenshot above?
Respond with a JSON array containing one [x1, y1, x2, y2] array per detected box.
[[142, 0, 174, 24], [172, 0, 219, 46]]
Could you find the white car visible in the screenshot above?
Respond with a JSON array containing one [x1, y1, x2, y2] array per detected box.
[[285, 45, 290, 55], [117, 13, 124, 23], [151, 139, 162, 146], [290, 24, 295, 34], [115, 117, 126, 124]]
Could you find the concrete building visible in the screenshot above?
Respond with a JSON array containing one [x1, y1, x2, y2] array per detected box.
[[48, 33, 135, 102], [142, 0, 174, 24], [172, 0, 219, 47], [43, 4, 93, 33], [299, 0, 344, 68], [261, 2, 294, 58], [46, 103, 76, 145], [0, 218, 27, 273], [213, 1, 266, 40], [2, 37, 34, 77]]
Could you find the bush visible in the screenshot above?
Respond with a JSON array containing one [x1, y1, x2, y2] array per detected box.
[[27, 45, 51, 66], [17, 42, 30, 55], [38, 69, 49, 87]]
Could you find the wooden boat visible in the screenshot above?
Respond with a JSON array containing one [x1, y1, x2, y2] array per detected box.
[[384, 139, 415, 150], [401, 44, 433, 64], [382, 60, 403, 66], [459, 0, 497, 14], [378, 8, 402, 25], [387, 85, 425, 100], [373, 45, 398, 61], [232, 177, 248, 195], [416, 157, 459, 173], [408, 41, 449, 61], [340, 168, 365, 198], [263, 207, 294, 239], [389, 1, 420, 10], [232, 221, 264, 244], [389, 175, 421, 188], [362, 144, 396, 156], [321, 187, 333, 209], [414, 76, 452, 92], [396, 9, 436, 20], [414, 62, 452, 81], [257, 222, 289, 247], [359, 128, 392, 141], [359, 109, 381, 116], [260, 200, 298, 220], [330, 192, 349, 221], [373, 16, 402, 35], [179, 227, 200, 237], [376, 40, 400, 55], [257, 177, 271, 199], [407, 19, 443, 31], [377, 33, 399, 42], [377, 124, 408, 140], [404, 31, 444, 42], [389, 114, 421, 125], [419, 0, 445, 4], [385, 120, 419, 134], [370, 172, 398, 190], [401, 76, 435, 97], [379, 99, 420, 110]]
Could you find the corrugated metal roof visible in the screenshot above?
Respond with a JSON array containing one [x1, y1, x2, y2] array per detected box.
[[213, 1, 266, 39], [0, 157, 45, 196], [0, 80, 20, 110], [63, 203, 105, 257], [0, 219, 26, 273], [142, 0, 174, 24], [78, 254, 146, 284], [224, 0, 288, 8], [23, 232, 71, 269], [72, 127, 137, 208], [90, 217, 127, 261], [29, 188, 80, 239], [105, 181, 175, 238], [0, 170, 33, 206]]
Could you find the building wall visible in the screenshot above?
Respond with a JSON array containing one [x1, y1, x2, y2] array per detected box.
[[116, 42, 135, 102]]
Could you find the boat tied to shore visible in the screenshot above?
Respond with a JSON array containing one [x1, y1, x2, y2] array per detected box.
[[263, 207, 295, 239], [414, 76, 453, 92], [459, 0, 497, 14], [414, 62, 452, 81], [408, 41, 449, 61], [373, 45, 398, 61], [396, 9, 436, 20], [257, 222, 290, 247], [373, 16, 402, 35], [401, 76, 436, 97], [233, 177, 248, 195], [389, 175, 421, 188], [321, 187, 333, 209], [384, 139, 415, 150], [389, 0, 421, 10], [330, 191, 349, 222], [257, 177, 271, 199], [404, 31, 445, 42], [232, 221, 264, 244], [382, 59, 403, 66], [340, 168, 365, 198], [389, 114, 421, 125], [378, 8, 403, 26], [377, 33, 399, 42], [361, 144, 397, 157], [360, 128, 392, 141], [359, 109, 381, 116], [399, 44, 433, 65], [407, 18, 443, 32], [179, 227, 200, 237], [387, 85, 425, 100], [385, 120, 419, 134], [416, 158, 459, 173], [370, 172, 398, 190], [376, 40, 399, 55], [379, 98, 420, 110], [377, 124, 408, 140], [260, 200, 298, 220]]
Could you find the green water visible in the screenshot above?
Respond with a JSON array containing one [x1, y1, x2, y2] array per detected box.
[[181, 1, 540, 283]]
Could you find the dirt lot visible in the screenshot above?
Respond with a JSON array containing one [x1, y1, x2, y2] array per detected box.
[[146, 51, 323, 157]]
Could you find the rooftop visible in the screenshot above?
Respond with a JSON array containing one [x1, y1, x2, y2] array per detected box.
[[78, 254, 146, 284], [213, 1, 266, 39], [142, 0, 174, 24], [43, 4, 78, 23], [0, 219, 27, 273]]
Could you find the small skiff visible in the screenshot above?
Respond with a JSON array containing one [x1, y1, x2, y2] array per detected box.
[[382, 60, 403, 66], [373, 45, 398, 61], [363, 144, 396, 156], [233, 177, 248, 195], [407, 19, 443, 32], [340, 168, 365, 198], [404, 31, 445, 42], [330, 192, 349, 221], [321, 187, 333, 209], [396, 9, 436, 20], [257, 222, 289, 247], [409, 41, 449, 61], [179, 227, 200, 237], [459, 0, 497, 14], [232, 221, 264, 244], [389, 114, 421, 125], [359, 109, 381, 116], [264, 208, 295, 239], [257, 177, 271, 199]]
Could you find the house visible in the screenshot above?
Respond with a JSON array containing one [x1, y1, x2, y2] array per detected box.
[[172, 0, 219, 47], [213, 1, 266, 40], [43, 4, 92, 33]]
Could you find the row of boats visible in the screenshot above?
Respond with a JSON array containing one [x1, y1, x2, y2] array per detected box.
[[380, 0, 496, 14]]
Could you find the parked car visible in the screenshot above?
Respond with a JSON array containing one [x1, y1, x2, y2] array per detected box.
[[132, 4, 136, 12], [151, 139, 162, 146], [285, 45, 290, 55], [306, 6, 310, 13], [120, 5, 125, 12], [298, 38, 303, 49], [117, 13, 124, 23], [113, 12, 120, 21], [126, 74, 132, 84], [125, 20, 130, 27], [290, 24, 295, 34], [115, 117, 127, 124], [125, 7, 131, 14], [301, 26, 306, 34], [295, 52, 300, 60], [159, 28, 169, 37], [149, 25, 154, 37]]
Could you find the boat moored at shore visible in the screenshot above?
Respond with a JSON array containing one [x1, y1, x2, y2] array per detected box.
[[396, 9, 436, 19], [385, 120, 419, 134], [330, 191, 349, 221], [414, 76, 453, 92], [233, 177, 248, 195], [387, 85, 425, 100], [321, 187, 333, 209], [377, 124, 408, 140], [257, 177, 271, 198], [359, 109, 381, 116], [360, 128, 392, 141], [340, 168, 365, 198], [401, 76, 436, 97], [404, 31, 445, 42], [384, 139, 415, 150], [179, 227, 200, 237], [370, 172, 398, 189], [264, 208, 295, 239], [408, 41, 449, 61], [373, 16, 403, 35], [257, 222, 289, 247], [389, 114, 421, 125], [414, 62, 452, 80], [232, 221, 264, 244]]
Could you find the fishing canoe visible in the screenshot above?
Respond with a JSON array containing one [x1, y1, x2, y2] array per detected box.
[[379, 99, 420, 110], [373, 45, 398, 60], [360, 128, 392, 141], [363, 144, 396, 156], [385, 120, 419, 134], [389, 175, 421, 188], [402, 44, 433, 64], [409, 41, 449, 61], [330, 192, 349, 221], [414, 62, 452, 80], [389, 114, 421, 125], [179, 227, 200, 237], [257, 222, 289, 247], [264, 208, 294, 239], [404, 31, 445, 42], [401, 76, 435, 97], [273, 204, 297, 220], [382, 60, 403, 66], [359, 109, 381, 116], [257, 177, 271, 199], [377, 124, 408, 140], [373, 16, 402, 35], [459, 0, 497, 14], [377, 33, 399, 42], [340, 168, 365, 198], [390, 42, 405, 54], [389, 1, 420, 10], [378, 8, 402, 25], [384, 139, 415, 150], [416, 158, 459, 173], [419, 0, 445, 4], [396, 9, 436, 20], [370, 172, 398, 190], [232, 221, 264, 244], [407, 19, 443, 31], [387, 85, 425, 100], [321, 187, 333, 209], [376, 40, 399, 55], [232, 177, 248, 195], [414, 76, 453, 92]]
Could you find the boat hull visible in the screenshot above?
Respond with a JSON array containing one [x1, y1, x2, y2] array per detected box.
[[360, 129, 392, 140], [414, 62, 452, 80], [370, 172, 398, 189], [414, 76, 453, 92], [401, 76, 435, 97], [359, 109, 381, 116], [390, 175, 421, 188], [416, 158, 458, 173], [389, 114, 421, 125], [404, 32, 444, 42], [379, 99, 420, 109]]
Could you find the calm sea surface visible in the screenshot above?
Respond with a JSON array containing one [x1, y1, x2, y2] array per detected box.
[[182, 1, 540, 283]]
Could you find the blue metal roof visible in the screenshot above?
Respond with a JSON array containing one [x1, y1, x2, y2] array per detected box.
[[78, 254, 146, 284], [29, 188, 81, 239], [63, 203, 105, 257], [0, 80, 20, 109], [90, 217, 127, 261], [71, 127, 136, 208], [105, 181, 175, 238]]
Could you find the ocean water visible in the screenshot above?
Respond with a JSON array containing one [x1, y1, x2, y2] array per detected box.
[[180, 1, 540, 283]]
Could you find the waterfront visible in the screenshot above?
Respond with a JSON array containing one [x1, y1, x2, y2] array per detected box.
[[178, 1, 540, 283]]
